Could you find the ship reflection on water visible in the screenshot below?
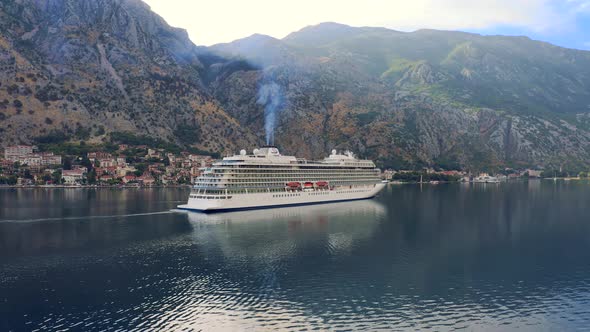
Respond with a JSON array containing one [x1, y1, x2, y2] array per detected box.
[[142, 200, 389, 331], [181, 200, 386, 259], [183, 199, 386, 224]]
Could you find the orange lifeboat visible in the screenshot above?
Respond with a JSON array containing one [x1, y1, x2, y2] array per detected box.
[[286, 182, 301, 190]]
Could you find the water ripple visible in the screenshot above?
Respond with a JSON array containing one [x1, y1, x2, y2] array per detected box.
[[3, 185, 590, 330]]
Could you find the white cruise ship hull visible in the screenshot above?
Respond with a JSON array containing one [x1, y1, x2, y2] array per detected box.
[[177, 183, 386, 213]]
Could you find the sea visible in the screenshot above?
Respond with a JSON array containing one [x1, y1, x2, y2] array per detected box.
[[1, 181, 590, 331]]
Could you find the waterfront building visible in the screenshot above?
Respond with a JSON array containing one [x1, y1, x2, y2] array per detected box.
[[4, 145, 35, 161], [62, 169, 86, 185]]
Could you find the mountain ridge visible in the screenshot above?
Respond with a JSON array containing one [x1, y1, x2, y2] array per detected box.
[[1, 0, 590, 171], [209, 21, 590, 170], [0, 0, 259, 154]]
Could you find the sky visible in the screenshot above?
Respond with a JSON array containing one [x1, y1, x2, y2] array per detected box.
[[142, 0, 590, 50]]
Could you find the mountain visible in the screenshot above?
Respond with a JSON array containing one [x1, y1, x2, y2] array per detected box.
[[1, 1, 590, 171], [0, 0, 258, 153], [210, 22, 590, 170]]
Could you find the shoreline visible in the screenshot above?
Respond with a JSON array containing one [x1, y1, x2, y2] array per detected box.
[[4, 177, 586, 189], [0, 184, 192, 189], [388, 178, 588, 184]]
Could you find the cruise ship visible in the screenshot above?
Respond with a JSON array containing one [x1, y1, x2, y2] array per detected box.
[[177, 146, 386, 213]]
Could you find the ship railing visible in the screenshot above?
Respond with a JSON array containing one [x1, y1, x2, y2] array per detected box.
[[193, 179, 381, 190]]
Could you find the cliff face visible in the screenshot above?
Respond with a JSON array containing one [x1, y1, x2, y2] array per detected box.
[[1, 2, 590, 171], [0, 0, 258, 153], [210, 23, 590, 170]]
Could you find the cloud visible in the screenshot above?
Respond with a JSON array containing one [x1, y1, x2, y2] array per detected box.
[[567, 0, 590, 13], [143, 0, 587, 46]]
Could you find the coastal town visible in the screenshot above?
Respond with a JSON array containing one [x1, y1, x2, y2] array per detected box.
[[0, 144, 214, 186], [381, 168, 548, 183], [0, 144, 573, 187]]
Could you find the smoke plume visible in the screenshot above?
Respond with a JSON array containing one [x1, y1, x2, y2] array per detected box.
[[256, 82, 284, 145]]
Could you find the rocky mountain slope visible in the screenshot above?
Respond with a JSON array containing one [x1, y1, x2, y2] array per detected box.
[[0, 0, 258, 153], [1, 1, 589, 171], [210, 22, 590, 170]]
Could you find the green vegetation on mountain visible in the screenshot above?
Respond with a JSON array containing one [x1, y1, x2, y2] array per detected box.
[[211, 22, 590, 171], [1, 4, 590, 171]]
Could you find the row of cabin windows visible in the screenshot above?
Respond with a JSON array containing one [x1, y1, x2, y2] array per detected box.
[[216, 165, 375, 169], [198, 177, 379, 184], [197, 175, 379, 181], [273, 193, 301, 198], [336, 189, 369, 194], [190, 195, 233, 200], [224, 177, 377, 182], [196, 178, 379, 186], [213, 169, 378, 174], [190, 188, 370, 199], [194, 182, 378, 189], [192, 184, 375, 196], [225, 173, 378, 178], [204, 171, 379, 178]]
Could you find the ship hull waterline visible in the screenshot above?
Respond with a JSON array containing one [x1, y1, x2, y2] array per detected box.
[[177, 183, 386, 213]]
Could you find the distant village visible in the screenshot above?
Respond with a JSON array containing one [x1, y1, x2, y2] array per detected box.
[[0, 144, 213, 186], [0, 144, 577, 187], [381, 168, 547, 184]]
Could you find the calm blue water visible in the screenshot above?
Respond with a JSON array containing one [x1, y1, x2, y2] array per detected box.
[[1, 182, 590, 331]]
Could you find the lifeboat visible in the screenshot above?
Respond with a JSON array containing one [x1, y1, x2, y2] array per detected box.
[[316, 181, 329, 187], [286, 182, 301, 188], [304, 182, 314, 188]]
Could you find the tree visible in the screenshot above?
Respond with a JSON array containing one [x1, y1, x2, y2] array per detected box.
[[95, 125, 105, 136], [52, 170, 62, 184], [74, 126, 91, 140], [175, 124, 200, 145], [63, 157, 73, 170], [107, 178, 122, 185], [135, 163, 147, 174], [177, 176, 191, 184], [9, 175, 17, 185], [80, 156, 93, 170], [87, 169, 97, 184], [3, 175, 18, 185], [42, 174, 52, 183]]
